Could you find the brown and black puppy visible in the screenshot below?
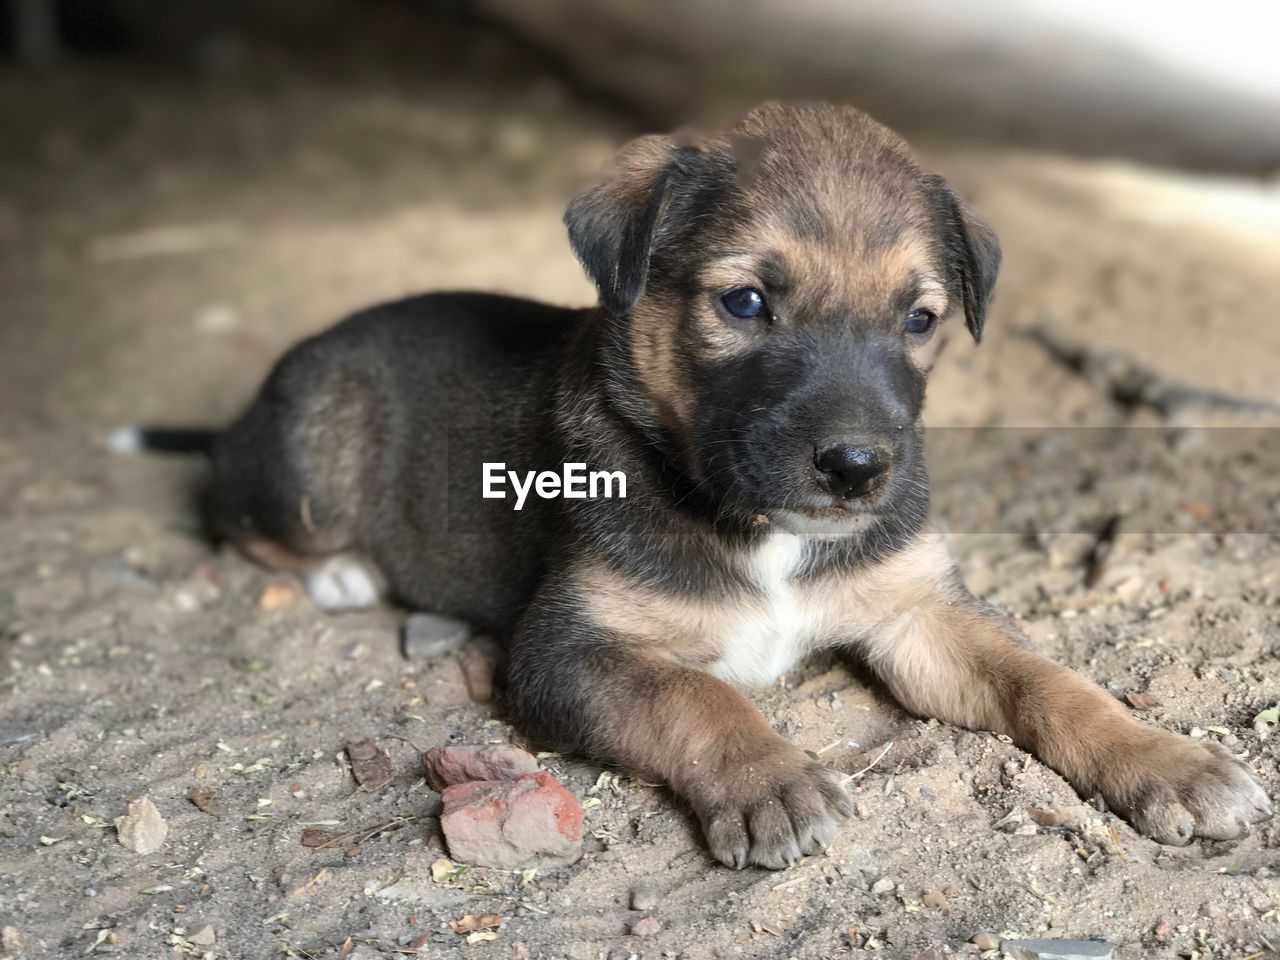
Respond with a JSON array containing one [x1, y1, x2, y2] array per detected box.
[[203, 102, 1270, 869]]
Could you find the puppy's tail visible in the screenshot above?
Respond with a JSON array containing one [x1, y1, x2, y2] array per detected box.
[[106, 425, 218, 456]]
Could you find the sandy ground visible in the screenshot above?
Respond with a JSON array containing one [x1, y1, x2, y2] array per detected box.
[[2, 21, 1280, 960]]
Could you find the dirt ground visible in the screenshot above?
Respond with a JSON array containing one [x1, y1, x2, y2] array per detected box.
[[2, 18, 1279, 960]]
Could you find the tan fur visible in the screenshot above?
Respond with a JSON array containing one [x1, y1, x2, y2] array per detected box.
[[628, 290, 696, 442], [677, 227, 949, 368], [583, 528, 1268, 845], [583, 644, 847, 869], [579, 534, 958, 675], [580, 563, 730, 667], [847, 536, 1266, 840]]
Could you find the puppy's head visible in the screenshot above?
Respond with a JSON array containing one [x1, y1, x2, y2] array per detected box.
[[566, 101, 1000, 536]]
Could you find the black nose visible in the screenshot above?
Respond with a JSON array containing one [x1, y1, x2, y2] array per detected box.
[[814, 444, 889, 499]]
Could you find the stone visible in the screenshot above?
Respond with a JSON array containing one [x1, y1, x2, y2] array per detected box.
[[188, 925, 216, 946], [257, 582, 298, 610], [462, 654, 496, 703], [921, 889, 948, 910], [630, 885, 658, 911], [424, 744, 541, 792], [346, 738, 394, 791], [402, 613, 471, 659], [0, 723, 41, 746], [1113, 575, 1145, 604], [1124, 691, 1161, 711], [1, 928, 23, 953], [846, 846, 877, 874], [440, 772, 583, 869], [114, 797, 168, 854], [1002, 939, 1113, 960], [870, 877, 896, 896], [630, 915, 661, 937], [971, 932, 1001, 951]]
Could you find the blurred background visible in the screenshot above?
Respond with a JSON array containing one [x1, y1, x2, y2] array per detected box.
[[1, 0, 1278, 434]]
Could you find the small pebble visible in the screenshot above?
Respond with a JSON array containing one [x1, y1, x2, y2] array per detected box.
[[114, 797, 168, 854], [922, 889, 948, 910], [0, 724, 42, 746], [1123, 692, 1161, 711], [607, 950, 633, 960], [846, 847, 877, 874], [630, 915, 661, 937], [462, 654, 496, 703], [1002, 939, 1113, 960], [403, 613, 471, 659], [188, 925, 216, 946], [257, 582, 298, 610], [871, 877, 896, 896], [1113, 575, 1144, 604], [972, 932, 1001, 951], [630, 885, 658, 911]]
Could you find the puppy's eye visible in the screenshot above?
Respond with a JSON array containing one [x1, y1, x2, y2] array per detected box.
[[720, 287, 769, 321], [905, 308, 937, 335]]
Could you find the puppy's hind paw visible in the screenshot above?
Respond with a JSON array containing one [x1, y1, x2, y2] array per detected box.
[[304, 555, 384, 611]]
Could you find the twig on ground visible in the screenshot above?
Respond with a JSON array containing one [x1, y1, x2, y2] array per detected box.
[[1022, 326, 1280, 419], [841, 742, 894, 784]]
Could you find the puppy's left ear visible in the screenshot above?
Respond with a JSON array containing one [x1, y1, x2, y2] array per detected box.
[[565, 135, 729, 316], [564, 134, 677, 315], [932, 178, 1001, 343]]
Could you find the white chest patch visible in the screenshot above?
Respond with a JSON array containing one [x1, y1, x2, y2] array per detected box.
[[709, 533, 820, 687]]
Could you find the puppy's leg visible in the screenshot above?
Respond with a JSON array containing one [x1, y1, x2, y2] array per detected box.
[[237, 540, 384, 611], [211, 342, 387, 610], [507, 612, 851, 869], [854, 536, 1272, 843]]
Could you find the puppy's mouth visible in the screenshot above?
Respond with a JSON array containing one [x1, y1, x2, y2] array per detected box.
[[748, 480, 887, 530], [795, 498, 880, 518], [757, 504, 881, 536]]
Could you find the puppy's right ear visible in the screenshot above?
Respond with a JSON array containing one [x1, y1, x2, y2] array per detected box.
[[564, 135, 679, 316]]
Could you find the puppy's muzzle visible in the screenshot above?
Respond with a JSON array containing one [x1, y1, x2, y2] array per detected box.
[[814, 443, 890, 500]]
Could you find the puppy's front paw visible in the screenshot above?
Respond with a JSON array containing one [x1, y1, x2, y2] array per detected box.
[[1111, 733, 1271, 844], [691, 745, 852, 870]]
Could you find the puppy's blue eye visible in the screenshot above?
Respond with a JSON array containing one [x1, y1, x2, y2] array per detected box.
[[905, 308, 937, 335], [721, 287, 768, 320]]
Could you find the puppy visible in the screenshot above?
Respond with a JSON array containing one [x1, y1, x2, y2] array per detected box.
[[204, 102, 1270, 868]]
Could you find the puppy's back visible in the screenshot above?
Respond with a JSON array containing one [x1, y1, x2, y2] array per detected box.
[[210, 292, 584, 630]]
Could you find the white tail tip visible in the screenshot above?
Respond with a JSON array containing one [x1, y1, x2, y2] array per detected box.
[[105, 425, 144, 454]]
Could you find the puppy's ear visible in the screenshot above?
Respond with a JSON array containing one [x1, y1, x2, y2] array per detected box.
[[931, 179, 1001, 343], [564, 134, 677, 315], [566, 134, 734, 315]]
